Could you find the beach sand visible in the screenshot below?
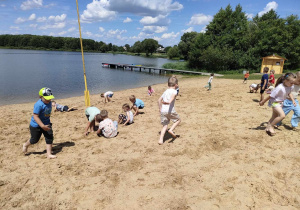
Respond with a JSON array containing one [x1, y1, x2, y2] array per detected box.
[[0, 77, 299, 209]]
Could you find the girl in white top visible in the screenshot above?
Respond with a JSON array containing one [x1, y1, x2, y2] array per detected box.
[[204, 73, 214, 91], [259, 73, 296, 136]]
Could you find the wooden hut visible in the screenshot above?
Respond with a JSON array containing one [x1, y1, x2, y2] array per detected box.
[[260, 54, 287, 74]]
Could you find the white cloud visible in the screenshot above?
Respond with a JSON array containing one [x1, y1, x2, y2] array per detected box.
[[37, 16, 47, 22], [10, 26, 21, 30], [161, 32, 179, 39], [39, 22, 66, 30], [99, 27, 105, 32], [109, 0, 183, 16], [142, 26, 167, 34], [15, 17, 27, 24], [81, 0, 117, 23], [123, 17, 132, 23], [48, 14, 67, 22], [28, 13, 36, 21], [200, 26, 207, 33], [0, 4, 6, 8], [107, 29, 127, 36], [258, 1, 278, 16], [29, 24, 37, 28], [181, 27, 194, 33], [68, 27, 76, 32], [140, 15, 170, 26], [20, 0, 43, 10], [188, 14, 213, 25], [246, 13, 254, 19]]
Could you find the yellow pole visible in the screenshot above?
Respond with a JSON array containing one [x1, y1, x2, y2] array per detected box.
[[76, 0, 90, 106]]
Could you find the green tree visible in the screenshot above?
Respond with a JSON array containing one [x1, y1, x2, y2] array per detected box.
[[141, 38, 158, 56], [167, 45, 180, 59], [131, 41, 143, 54], [178, 32, 198, 60]]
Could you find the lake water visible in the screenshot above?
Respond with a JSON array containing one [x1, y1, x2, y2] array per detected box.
[[0, 49, 176, 106]]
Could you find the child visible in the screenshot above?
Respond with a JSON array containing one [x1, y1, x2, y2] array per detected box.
[[118, 103, 134, 126], [84, 106, 101, 136], [204, 73, 214, 91], [52, 101, 76, 112], [22, 87, 56, 159], [97, 110, 118, 138], [158, 76, 181, 145], [259, 73, 296, 136], [277, 71, 300, 130], [101, 91, 114, 103], [171, 75, 180, 96], [148, 86, 155, 96], [266, 85, 275, 94], [260, 67, 269, 102], [249, 83, 260, 93], [129, 95, 144, 116], [243, 71, 250, 84], [269, 70, 275, 86]]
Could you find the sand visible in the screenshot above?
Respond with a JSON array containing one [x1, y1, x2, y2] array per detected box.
[[0, 77, 299, 209]]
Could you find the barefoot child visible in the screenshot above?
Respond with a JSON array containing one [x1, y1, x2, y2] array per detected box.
[[204, 73, 214, 91], [259, 73, 296, 136], [101, 91, 114, 103], [52, 101, 76, 112], [158, 76, 181, 145], [97, 110, 118, 138], [243, 71, 250, 84], [269, 69, 275, 86], [84, 106, 101, 136], [118, 103, 134, 126], [260, 67, 269, 102], [23, 87, 56, 159], [129, 95, 144, 116], [148, 86, 155, 96], [249, 83, 260, 93], [277, 71, 300, 130]]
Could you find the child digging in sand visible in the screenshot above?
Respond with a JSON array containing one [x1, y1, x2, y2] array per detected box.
[[23, 87, 56, 159], [84, 106, 101, 136], [129, 95, 144, 116], [158, 76, 181, 145], [97, 110, 118, 138], [259, 73, 296, 136], [118, 103, 134, 126], [101, 91, 114, 103]]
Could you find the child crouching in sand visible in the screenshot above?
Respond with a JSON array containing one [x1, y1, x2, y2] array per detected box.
[[158, 76, 181, 145], [118, 103, 134, 126], [97, 110, 118, 138], [23, 87, 56, 159], [259, 73, 296, 136]]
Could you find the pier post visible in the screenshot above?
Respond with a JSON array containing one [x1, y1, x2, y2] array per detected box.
[[139, 67, 141, 72], [149, 68, 151, 73]]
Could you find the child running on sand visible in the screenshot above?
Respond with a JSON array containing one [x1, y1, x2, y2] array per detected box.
[[97, 110, 118, 138], [101, 91, 114, 103], [129, 95, 144, 116], [148, 86, 155, 96], [23, 87, 56, 159], [118, 103, 134, 126], [52, 101, 77, 112], [277, 71, 300, 130], [243, 71, 250, 84], [158, 76, 181, 145], [259, 73, 296, 136], [204, 73, 214, 91], [84, 106, 101, 136]]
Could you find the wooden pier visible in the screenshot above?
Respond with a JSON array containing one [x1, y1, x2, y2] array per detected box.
[[101, 63, 223, 76]]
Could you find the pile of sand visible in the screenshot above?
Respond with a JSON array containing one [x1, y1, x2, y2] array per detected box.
[[0, 77, 299, 209]]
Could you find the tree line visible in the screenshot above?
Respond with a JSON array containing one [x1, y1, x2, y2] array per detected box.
[[170, 5, 300, 71], [1, 4, 299, 72]]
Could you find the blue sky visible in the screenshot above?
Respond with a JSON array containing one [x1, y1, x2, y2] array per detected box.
[[0, 0, 299, 47]]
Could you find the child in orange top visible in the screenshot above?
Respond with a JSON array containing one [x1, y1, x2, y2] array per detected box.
[[243, 71, 250, 84], [269, 70, 275, 86]]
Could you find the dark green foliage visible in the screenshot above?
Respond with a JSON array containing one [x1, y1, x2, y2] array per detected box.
[[186, 4, 300, 72], [167, 45, 180, 59], [141, 39, 158, 56]]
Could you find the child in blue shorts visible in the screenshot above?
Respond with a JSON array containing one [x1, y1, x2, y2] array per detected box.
[[23, 87, 56, 159], [129, 95, 144, 116]]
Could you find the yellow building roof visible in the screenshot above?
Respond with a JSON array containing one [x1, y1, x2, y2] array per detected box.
[[262, 54, 287, 60]]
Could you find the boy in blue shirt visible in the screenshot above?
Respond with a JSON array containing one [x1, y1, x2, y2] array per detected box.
[[260, 67, 269, 102], [129, 95, 144, 116], [23, 88, 56, 159]]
